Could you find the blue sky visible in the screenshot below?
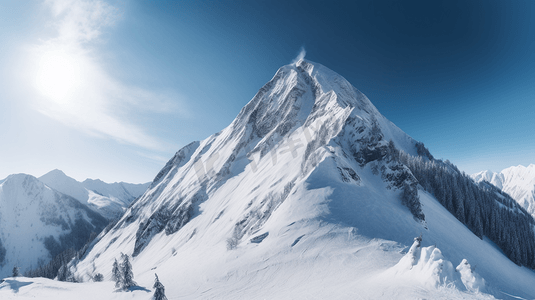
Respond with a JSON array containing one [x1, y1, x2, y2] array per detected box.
[[0, 0, 533, 183]]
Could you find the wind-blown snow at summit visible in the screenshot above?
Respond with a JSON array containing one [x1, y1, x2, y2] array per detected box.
[[2, 60, 535, 299]]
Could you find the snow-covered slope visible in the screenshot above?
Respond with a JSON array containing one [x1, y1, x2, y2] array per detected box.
[[0, 174, 108, 278], [39, 170, 150, 220], [472, 165, 535, 218], [50, 59, 535, 299]]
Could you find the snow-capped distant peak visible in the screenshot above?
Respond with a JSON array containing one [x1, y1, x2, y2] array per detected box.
[[0, 173, 108, 278], [1, 173, 46, 194], [39, 169, 89, 203], [472, 164, 535, 217], [39, 170, 150, 220]]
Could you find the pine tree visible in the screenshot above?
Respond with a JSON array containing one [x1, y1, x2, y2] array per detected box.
[[453, 179, 466, 224], [121, 253, 136, 290], [57, 263, 73, 282], [93, 273, 104, 282], [12, 266, 20, 277], [153, 273, 167, 300], [112, 258, 122, 288], [401, 182, 425, 221], [473, 206, 483, 239]]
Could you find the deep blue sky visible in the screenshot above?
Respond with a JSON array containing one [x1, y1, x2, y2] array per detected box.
[[0, 0, 533, 182]]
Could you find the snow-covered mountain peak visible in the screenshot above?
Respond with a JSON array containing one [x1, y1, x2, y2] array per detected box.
[[3, 173, 35, 184], [226, 59, 414, 174], [1, 173, 48, 197], [235, 60, 377, 127], [43, 169, 67, 177], [504, 163, 535, 173], [40, 169, 89, 203], [83, 178, 107, 185]]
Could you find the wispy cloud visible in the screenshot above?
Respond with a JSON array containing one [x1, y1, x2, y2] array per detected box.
[[30, 0, 186, 151], [291, 46, 307, 64], [45, 0, 118, 44]]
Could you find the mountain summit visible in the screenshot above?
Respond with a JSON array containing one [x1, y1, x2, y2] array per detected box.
[[70, 60, 535, 299]]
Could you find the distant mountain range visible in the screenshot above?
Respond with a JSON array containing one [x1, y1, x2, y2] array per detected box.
[[0, 174, 107, 278], [472, 164, 535, 218], [39, 169, 150, 220], [0, 171, 149, 278]]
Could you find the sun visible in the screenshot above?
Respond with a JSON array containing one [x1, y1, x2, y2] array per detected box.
[[34, 50, 84, 105]]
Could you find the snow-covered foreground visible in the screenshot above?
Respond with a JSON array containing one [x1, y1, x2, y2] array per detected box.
[[0, 265, 497, 300], [0, 229, 500, 300], [0, 277, 152, 300], [56, 189, 529, 299]]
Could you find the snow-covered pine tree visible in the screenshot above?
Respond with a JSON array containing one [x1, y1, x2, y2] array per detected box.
[[153, 273, 167, 300], [112, 258, 122, 288], [121, 253, 136, 290], [12, 266, 20, 277]]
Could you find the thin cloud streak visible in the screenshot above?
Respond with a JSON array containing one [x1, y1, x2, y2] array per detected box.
[[291, 46, 306, 64], [31, 0, 186, 152], [45, 0, 119, 44]]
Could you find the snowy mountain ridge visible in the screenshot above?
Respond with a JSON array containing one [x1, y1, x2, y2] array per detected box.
[[472, 164, 535, 218], [0, 173, 108, 278], [39, 169, 150, 220], [8, 59, 534, 299]]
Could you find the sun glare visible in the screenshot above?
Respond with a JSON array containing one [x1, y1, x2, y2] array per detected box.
[[35, 50, 84, 105]]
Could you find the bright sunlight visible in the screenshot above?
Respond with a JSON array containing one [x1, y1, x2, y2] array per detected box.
[[34, 49, 84, 105]]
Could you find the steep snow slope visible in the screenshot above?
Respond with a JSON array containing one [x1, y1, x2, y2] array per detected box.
[[472, 165, 535, 218], [0, 174, 107, 278], [65, 60, 535, 299], [39, 170, 149, 220]]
